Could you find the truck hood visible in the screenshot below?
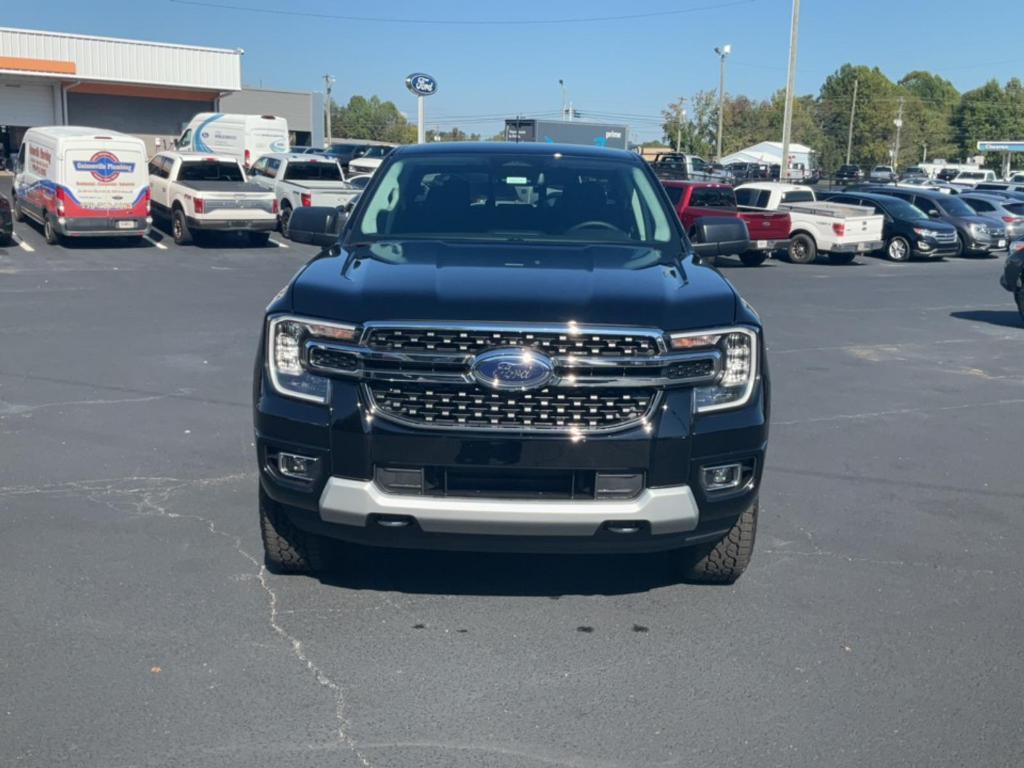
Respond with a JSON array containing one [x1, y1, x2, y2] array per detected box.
[[290, 240, 737, 330]]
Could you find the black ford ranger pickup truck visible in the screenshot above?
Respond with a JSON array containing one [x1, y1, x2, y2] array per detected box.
[[254, 143, 770, 583]]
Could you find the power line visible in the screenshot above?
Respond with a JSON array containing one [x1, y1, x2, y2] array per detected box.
[[167, 0, 757, 25]]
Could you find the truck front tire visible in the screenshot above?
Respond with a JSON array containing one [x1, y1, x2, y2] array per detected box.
[[680, 502, 759, 584], [259, 487, 328, 574], [172, 208, 193, 245], [787, 234, 816, 264]]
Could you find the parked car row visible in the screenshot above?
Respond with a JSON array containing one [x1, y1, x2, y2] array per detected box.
[[8, 123, 378, 247], [660, 177, 1016, 266]]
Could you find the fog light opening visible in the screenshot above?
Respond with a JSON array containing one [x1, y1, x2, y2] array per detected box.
[[276, 452, 320, 481], [701, 463, 744, 492]]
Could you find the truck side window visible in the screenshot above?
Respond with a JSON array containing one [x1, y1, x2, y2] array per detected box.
[[179, 129, 191, 148], [266, 159, 280, 178], [663, 187, 683, 206], [18, 144, 27, 171]]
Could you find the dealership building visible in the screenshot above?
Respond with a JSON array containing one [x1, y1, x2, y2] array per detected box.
[[0, 27, 323, 158]]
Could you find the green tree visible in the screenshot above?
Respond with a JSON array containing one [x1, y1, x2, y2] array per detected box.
[[425, 127, 482, 142], [330, 95, 416, 143], [817, 64, 901, 170], [661, 91, 718, 157], [899, 71, 959, 163]]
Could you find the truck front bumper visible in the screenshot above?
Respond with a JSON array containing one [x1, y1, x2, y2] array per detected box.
[[255, 371, 769, 554], [57, 216, 151, 237], [831, 239, 884, 253]]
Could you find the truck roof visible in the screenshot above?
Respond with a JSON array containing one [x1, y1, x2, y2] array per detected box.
[[26, 126, 141, 141], [390, 142, 640, 163], [735, 181, 806, 193], [157, 151, 240, 163], [661, 180, 732, 189], [258, 152, 338, 162]]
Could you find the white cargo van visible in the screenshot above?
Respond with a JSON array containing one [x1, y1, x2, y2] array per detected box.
[[13, 126, 151, 244], [175, 113, 289, 169]]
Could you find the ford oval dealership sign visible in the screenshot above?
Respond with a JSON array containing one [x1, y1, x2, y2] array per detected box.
[[405, 73, 438, 97]]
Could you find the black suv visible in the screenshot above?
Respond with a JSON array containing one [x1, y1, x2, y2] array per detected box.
[[254, 143, 769, 583], [822, 191, 958, 261]]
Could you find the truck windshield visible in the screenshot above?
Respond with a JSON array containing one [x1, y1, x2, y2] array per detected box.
[[284, 162, 343, 181], [352, 153, 676, 245], [179, 161, 243, 182]]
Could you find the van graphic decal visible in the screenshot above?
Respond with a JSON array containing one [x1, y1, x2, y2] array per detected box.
[[194, 114, 224, 153], [73, 152, 136, 182]]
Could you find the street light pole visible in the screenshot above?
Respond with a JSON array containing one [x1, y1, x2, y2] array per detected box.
[[559, 79, 569, 121], [779, 0, 800, 182], [714, 45, 731, 161]]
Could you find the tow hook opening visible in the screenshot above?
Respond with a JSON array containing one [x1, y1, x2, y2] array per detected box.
[[604, 521, 647, 535], [372, 514, 415, 528]]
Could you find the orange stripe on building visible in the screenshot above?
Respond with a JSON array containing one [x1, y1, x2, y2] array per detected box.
[[68, 82, 218, 102], [0, 56, 76, 75]]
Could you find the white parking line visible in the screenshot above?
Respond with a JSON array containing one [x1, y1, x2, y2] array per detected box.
[[144, 235, 168, 250], [269, 238, 289, 249], [13, 234, 34, 253]]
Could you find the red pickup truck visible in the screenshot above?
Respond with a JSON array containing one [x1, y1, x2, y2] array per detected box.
[[663, 180, 791, 266]]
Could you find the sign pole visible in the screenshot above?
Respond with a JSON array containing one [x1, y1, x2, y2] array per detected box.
[[418, 95, 425, 144], [405, 73, 437, 145]]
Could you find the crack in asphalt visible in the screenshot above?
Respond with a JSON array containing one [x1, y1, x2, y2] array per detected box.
[[5, 474, 373, 767]]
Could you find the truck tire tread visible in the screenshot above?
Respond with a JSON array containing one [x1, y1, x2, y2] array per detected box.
[[681, 503, 758, 584], [172, 208, 192, 245], [259, 487, 327, 574], [788, 233, 816, 264]]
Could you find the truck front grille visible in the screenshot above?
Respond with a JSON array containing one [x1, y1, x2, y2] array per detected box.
[[366, 383, 658, 432], [364, 326, 660, 358]]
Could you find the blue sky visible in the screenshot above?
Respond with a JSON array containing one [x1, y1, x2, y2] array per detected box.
[[8, 0, 1024, 141]]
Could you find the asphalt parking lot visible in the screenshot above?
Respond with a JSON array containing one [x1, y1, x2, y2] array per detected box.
[[2, 204, 1023, 767]]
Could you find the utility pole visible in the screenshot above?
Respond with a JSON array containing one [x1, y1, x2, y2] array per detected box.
[[893, 96, 904, 171], [674, 99, 687, 153], [715, 45, 731, 161], [559, 79, 568, 121], [845, 76, 858, 166], [779, 0, 800, 182], [323, 74, 335, 147]]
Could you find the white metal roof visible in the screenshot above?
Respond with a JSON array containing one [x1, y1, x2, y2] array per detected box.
[[0, 27, 242, 91]]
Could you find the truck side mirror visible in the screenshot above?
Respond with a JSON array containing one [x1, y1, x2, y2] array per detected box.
[[689, 216, 751, 265], [286, 206, 345, 247]]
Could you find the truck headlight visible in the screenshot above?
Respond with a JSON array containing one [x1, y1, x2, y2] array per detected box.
[[267, 315, 358, 403], [669, 327, 760, 412]]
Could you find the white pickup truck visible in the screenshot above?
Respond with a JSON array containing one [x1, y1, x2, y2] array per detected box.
[[735, 182, 885, 264], [148, 152, 278, 245], [248, 153, 360, 234]]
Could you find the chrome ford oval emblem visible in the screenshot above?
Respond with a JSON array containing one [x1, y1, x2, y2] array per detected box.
[[471, 348, 554, 391]]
